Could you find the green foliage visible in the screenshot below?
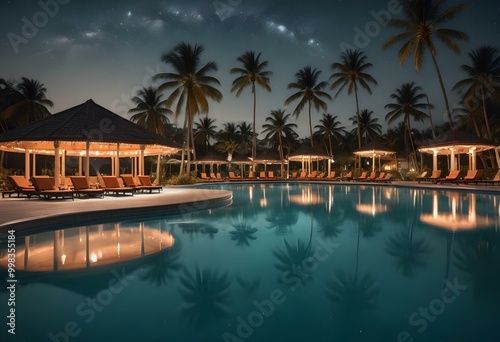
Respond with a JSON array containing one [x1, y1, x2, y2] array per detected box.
[[401, 169, 419, 181], [166, 174, 198, 185]]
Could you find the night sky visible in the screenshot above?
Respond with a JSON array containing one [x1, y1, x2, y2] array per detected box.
[[1, 0, 499, 137]]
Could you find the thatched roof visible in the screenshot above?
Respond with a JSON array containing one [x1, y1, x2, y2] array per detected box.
[[254, 150, 282, 163], [287, 144, 330, 161], [194, 151, 228, 164], [0, 99, 180, 156], [418, 129, 495, 155], [353, 140, 395, 156]]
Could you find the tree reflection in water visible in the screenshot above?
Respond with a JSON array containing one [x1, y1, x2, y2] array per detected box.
[[178, 266, 231, 328], [140, 240, 182, 287], [229, 213, 258, 247]]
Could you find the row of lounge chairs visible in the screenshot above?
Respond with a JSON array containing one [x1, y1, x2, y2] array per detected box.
[[3, 175, 161, 200], [415, 169, 500, 185]]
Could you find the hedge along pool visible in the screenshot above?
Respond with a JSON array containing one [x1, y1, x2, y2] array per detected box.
[[0, 182, 499, 342]]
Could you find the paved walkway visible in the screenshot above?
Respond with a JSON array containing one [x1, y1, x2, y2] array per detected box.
[[0, 187, 233, 233]]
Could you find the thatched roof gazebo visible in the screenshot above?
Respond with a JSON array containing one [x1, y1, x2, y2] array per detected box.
[[0, 99, 181, 186], [418, 129, 496, 170], [194, 151, 228, 174], [288, 144, 331, 174], [353, 141, 397, 172]]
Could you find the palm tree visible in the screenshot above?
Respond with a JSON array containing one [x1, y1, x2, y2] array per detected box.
[[236, 121, 253, 156], [215, 138, 239, 161], [261, 109, 298, 176], [0, 77, 53, 127], [230, 51, 272, 160], [314, 113, 346, 157], [155, 42, 223, 174], [229, 213, 258, 247], [330, 49, 377, 149], [284, 66, 332, 147], [128, 86, 171, 136], [385, 82, 430, 166], [383, 0, 469, 125], [349, 109, 382, 145], [193, 117, 218, 153], [453, 46, 500, 141]]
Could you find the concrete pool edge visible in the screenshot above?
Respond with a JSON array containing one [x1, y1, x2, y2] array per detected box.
[[0, 188, 233, 234]]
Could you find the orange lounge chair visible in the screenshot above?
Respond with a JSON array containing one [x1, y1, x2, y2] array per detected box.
[[342, 171, 353, 181], [423, 170, 442, 183], [70, 176, 104, 198], [138, 175, 163, 192], [316, 172, 326, 179], [374, 172, 385, 181], [102, 176, 135, 196], [259, 171, 267, 179], [267, 171, 276, 179], [438, 170, 461, 184], [229, 172, 242, 180], [460, 170, 484, 185], [5, 175, 38, 198], [307, 171, 317, 178], [354, 171, 367, 180], [415, 171, 428, 183], [31, 176, 74, 200], [374, 173, 393, 183], [480, 169, 500, 185], [298, 171, 307, 179], [247, 171, 256, 179], [325, 171, 338, 180], [365, 172, 378, 181]]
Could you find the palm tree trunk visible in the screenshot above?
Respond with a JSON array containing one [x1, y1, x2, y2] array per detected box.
[[354, 83, 362, 149], [180, 115, 188, 175], [406, 116, 417, 169], [430, 52, 453, 126], [252, 82, 257, 161], [480, 87, 497, 168], [278, 131, 284, 177], [308, 100, 313, 147]]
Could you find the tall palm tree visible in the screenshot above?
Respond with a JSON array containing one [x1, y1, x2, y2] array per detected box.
[[155, 42, 223, 174], [453, 46, 500, 140], [285, 66, 331, 147], [349, 109, 382, 145], [385, 82, 430, 165], [0, 77, 53, 127], [261, 109, 298, 176], [230, 51, 272, 160], [128, 86, 171, 136], [330, 49, 377, 149], [314, 113, 346, 157], [383, 0, 469, 125], [193, 117, 218, 153]]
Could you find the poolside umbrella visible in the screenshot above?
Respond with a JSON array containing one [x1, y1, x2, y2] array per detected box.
[[353, 141, 396, 172], [194, 151, 228, 175], [0, 99, 181, 186], [287, 144, 331, 175], [418, 129, 496, 171]]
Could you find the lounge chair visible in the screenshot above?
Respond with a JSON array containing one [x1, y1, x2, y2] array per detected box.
[[138, 175, 163, 192], [259, 171, 267, 179], [267, 171, 276, 180], [101, 176, 135, 196], [460, 170, 484, 185], [290, 171, 298, 179], [5, 175, 38, 198], [70, 176, 104, 198], [422, 170, 442, 183], [307, 171, 317, 179], [298, 171, 307, 179], [199, 173, 212, 181], [438, 170, 462, 184], [247, 171, 256, 180], [415, 171, 428, 183], [122, 175, 162, 193], [31, 176, 74, 200], [325, 171, 338, 180], [317, 172, 326, 179], [229, 172, 242, 180], [374, 172, 385, 181], [374, 173, 393, 183], [480, 169, 500, 185], [354, 171, 367, 181], [342, 171, 353, 181], [365, 172, 378, 181]]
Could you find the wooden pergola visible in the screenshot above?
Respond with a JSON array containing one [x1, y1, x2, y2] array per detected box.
[[353, 141, 397, 172]]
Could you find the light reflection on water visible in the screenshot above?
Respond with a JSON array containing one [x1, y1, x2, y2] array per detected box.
[[1, 183, 499, 342]]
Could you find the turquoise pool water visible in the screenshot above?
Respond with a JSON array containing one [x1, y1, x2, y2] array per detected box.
[[1, 182, 499, 342]]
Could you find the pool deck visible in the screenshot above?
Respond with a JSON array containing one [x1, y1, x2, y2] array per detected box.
[[1, 180, 499, 234], [0, 186, 233, 233]]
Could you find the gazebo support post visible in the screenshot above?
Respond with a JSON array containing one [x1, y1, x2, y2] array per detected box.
[[61, 150, 66, 184], [155, 154, 161, 185], [54, 140, 60, 188], [115, 143, 120, 176], [24, 150, 30, 181], [140, 145, 145, 176], [433, 151, 438, 171], [85, 141, 90, 180], [450, 148, 456, 171], [32, 153, 36, 177]]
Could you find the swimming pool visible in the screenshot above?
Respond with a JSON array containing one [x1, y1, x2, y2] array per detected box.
[[1, 182, 499, 341]]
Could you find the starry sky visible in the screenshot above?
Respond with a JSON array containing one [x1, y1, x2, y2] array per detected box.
[[1, 0, 499, 138]]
